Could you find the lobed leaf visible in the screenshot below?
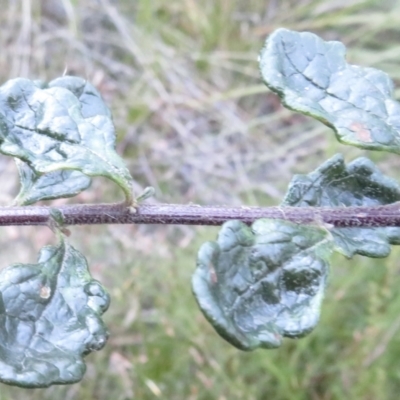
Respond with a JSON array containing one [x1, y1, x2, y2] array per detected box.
[[0, 239, 110, 388], [14, 160, 91, 205], [259, 28, 400, 154], [0, 76, 133, 204], [192, 219, 333, 351], [282, 154, 400, 258]]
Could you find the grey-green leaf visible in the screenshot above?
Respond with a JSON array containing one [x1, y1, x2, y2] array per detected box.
[[282, 154, 400, 258], [48, 76, 113, 119], [259, 28, 400, 154], [192, 219, 333, 351], [0, 239, 110, 388], [14, 159, 91, 205], [0, 76, 133, 204]]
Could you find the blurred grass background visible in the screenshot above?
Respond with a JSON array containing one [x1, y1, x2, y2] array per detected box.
[[1, 0, 400, 399]]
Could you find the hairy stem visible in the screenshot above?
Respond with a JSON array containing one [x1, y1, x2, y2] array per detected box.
[[0, 202, 400, 227]]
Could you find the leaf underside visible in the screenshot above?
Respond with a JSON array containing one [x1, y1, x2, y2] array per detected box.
[[14, 159, 91, 205], [192, 219, 333, 351], [282, 154, 400, 258], [0, 76, 133, 205], [259, 28, 400, 154], [0, 239, 110, 388]]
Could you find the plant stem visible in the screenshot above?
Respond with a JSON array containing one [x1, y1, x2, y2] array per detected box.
[[0, 203, 400, 227]]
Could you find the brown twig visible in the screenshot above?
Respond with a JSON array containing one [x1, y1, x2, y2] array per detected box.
[[0, 202, 399, 227]]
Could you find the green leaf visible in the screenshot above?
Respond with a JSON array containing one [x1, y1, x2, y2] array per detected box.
[[14, 159, 91, 205], [0, 76, 133, 204], [192, 219, 333, 351], [282, 154, 400, 258], [259, 28, 400, 154], [0, 239, 110, 388], [48, 76, 113, 120]]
